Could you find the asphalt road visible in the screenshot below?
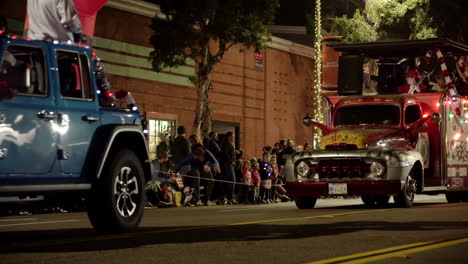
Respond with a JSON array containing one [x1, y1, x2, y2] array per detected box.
[[1, 194, 467, 264]]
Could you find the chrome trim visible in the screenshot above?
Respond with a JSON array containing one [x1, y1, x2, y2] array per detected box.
[[0, 184, 91, 193], [440, 94, 448, 187], [423, 186, 447, 192]]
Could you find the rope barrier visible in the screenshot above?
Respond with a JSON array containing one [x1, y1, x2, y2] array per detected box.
[[151, 169, 285, 187]]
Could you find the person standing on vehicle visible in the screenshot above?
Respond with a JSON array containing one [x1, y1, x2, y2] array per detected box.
[[399, 69, 427, 94], [25, 0, 83, 43]]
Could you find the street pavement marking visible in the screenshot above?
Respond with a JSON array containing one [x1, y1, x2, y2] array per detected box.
[[0, 220, 80, 227], [0, 218, 37, 222], [306, 237, 468, 264], [228, 208, 394, 226], [422, 202, 468, 208], [0, 208, 394, 251]]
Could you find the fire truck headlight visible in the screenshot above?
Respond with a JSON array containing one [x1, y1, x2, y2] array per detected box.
[[296, 161, 310, 178], [370, 161, 385, 176]]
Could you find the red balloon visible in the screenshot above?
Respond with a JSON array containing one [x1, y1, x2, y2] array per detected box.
[[73, 0, 109, 38]]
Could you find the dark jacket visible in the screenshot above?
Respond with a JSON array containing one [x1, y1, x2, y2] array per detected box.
[[156, 141, 170, 159], [174, 149, 218, 173], [206, 140, 221, 160], [171, 135, 191, 164], [258, 160, 272, 180], [278, 146, 295, 167], [220, 142, 236, 165]]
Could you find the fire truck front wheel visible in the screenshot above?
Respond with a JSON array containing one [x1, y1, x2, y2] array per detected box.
[[394, 172, 417, 208], [294, 197, 317, 209]]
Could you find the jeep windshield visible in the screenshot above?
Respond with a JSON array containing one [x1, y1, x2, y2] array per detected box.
[[333, 104, 400, 127]]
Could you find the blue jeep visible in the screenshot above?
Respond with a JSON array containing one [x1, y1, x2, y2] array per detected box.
[[0, 32, 151, 233]]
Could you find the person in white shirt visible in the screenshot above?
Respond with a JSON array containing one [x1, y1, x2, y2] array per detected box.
[[24, 0, 83, 43]]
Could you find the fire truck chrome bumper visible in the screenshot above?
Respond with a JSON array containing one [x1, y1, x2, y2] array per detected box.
[[285, 180, 401, 197]]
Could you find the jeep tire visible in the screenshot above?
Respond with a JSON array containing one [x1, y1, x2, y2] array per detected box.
[[87, 149, 145, 234], [294, 197, 317, 209]]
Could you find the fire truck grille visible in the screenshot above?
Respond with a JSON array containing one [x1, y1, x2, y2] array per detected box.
[[312, 159, 371, 179]]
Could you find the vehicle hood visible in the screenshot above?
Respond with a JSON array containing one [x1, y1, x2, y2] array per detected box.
[[320, 127, 408, 150]]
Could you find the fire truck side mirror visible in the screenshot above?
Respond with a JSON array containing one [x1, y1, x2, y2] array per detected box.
[[430, 113, 441, 123], [303, 115, 312, 126]]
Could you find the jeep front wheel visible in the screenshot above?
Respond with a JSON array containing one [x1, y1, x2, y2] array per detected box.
[[87, 149, 145, 233], [294, 197, 317, 209]]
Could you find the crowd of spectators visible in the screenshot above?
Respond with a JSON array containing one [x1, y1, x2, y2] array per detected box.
[[146, 125, 302, 208], [0, 126, 304, 215]]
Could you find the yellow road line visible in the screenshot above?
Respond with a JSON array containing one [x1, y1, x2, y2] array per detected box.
[[1, 208, 393, 251], [228, 208, 394, 226], [307, 237, 468, 264]]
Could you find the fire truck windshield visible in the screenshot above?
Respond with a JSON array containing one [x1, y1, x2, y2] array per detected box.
[[334, 104, 400, 127]]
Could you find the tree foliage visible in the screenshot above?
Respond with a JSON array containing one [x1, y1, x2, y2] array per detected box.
[[149, 0, 278, 136], [325, 0, 441, 43], [330, 11, 378, 43]]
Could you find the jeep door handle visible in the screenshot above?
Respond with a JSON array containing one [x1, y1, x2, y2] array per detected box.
[[37, 110, 58, 120], [82, 115, 100, 122]]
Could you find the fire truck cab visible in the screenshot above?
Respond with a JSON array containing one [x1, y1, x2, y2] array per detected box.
[[284, 39, 468, 208]]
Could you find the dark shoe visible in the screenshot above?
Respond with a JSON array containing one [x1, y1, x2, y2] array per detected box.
[[157, 201, 173, 208], [203, 200, 215, 206], [145, 202, 156, 208], [280, 195, 290, 202]]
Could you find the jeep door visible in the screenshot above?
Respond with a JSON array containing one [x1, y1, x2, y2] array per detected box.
[[0, 41, 58, 175], [53, 48, 100, 175]]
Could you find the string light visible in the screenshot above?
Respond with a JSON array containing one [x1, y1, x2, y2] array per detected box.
[[312, 0, 324, 149]]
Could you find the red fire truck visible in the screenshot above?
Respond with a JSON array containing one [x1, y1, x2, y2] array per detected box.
[[284, 39, 468, 208]]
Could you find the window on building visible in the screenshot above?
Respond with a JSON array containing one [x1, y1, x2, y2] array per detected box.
[[147, 114, 177, 161]]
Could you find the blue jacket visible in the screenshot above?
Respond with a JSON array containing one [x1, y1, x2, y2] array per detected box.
[[174, 149, 218, 173]]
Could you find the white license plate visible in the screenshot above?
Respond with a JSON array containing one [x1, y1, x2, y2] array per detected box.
[[328, 183, 348, 195]]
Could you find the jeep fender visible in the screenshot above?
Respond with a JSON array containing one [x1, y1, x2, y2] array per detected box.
[[83, 125, 151, 182]]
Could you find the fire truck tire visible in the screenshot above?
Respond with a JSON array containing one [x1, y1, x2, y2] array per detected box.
[[294, 197, 317, 209], [361, 196, 390, 207], [394, 172, 416, 208], [87, 149, 145, 234]]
